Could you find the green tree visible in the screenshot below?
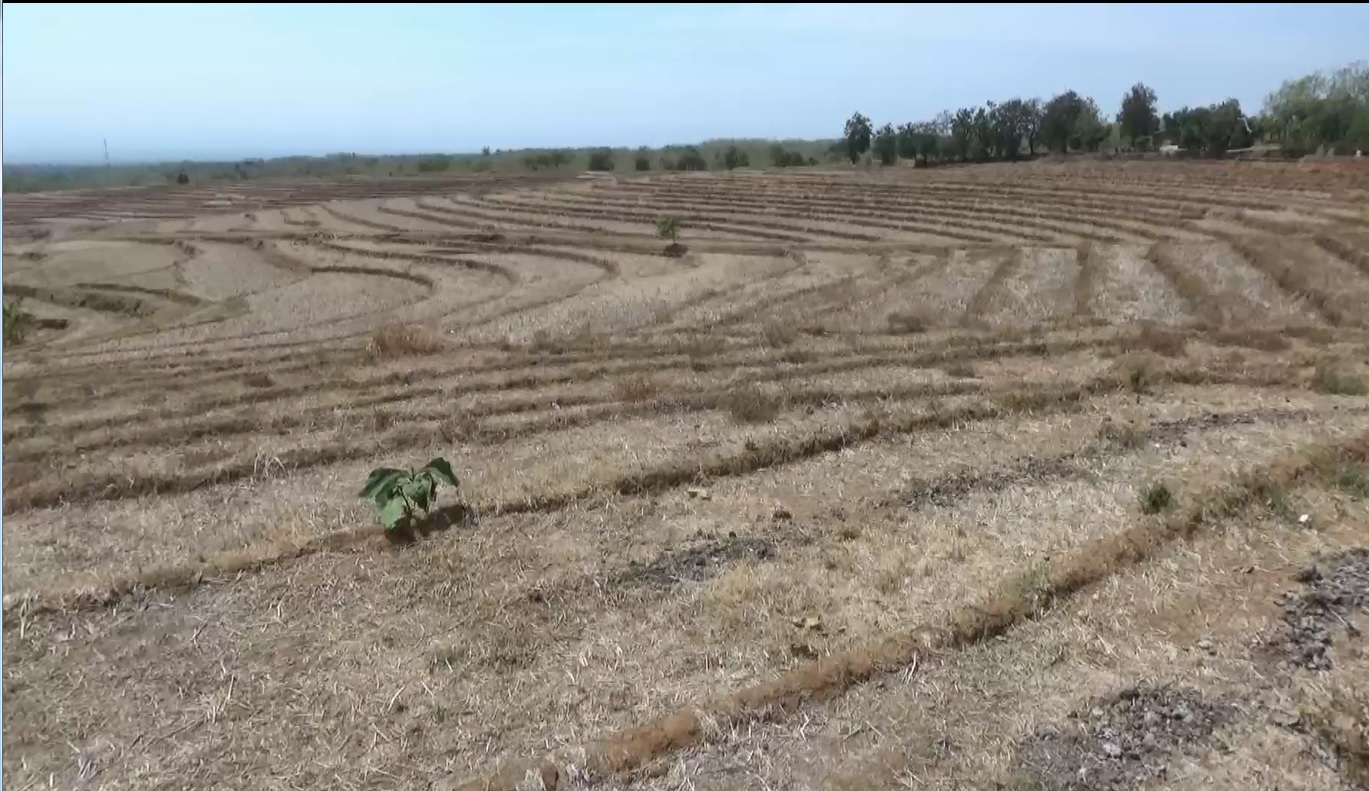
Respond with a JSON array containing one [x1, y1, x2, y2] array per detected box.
[[1041, 90, 1093, 153], [723, 144, 750, 170], [1118, 82, 1159, 148], [872, 123, 898, 165], [844, 112, 873, 163], [1023, 98, 1043, 156]]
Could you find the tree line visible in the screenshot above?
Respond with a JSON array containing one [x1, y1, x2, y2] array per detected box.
[[842, 61, 1369, 166]]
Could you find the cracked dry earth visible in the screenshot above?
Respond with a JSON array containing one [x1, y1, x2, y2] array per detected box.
[[5, 160, 1369, 790]]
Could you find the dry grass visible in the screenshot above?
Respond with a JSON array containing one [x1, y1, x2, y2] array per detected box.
[[9, 161, 1369, 791], [369, 322, 447, 356]]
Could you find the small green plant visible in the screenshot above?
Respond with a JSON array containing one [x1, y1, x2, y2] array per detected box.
[[1312, 362, 1366, 396], [656, 216, 680, 243], [1139, 481, 1173, 514], [360, 457, 459, 534], [4, 299, 34, 346]]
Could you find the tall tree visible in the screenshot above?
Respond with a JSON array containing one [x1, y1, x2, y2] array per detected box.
[[1118, 82, 1159, 148], [1023, 98, 1043, 156], [844, 112, 873, 163], [1041, 90, 1088, 153], [873, 124, 898, 165]]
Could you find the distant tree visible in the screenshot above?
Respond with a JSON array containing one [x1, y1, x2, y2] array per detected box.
[[587, 148, 615, 171], [417, 155, 452, 173], [481, 146, 491, 157], [949, 108, 975, 161], [896, 123, 919, 160], [769, 144, 809, 167], [548, 150, 570, 168], [1118, 82, 1159, 148], [674, 146, 708, 171], [872, 124, 898, 165], [844, 112, 873, 163], [176, 170, 190, 185], [635, 155, 651, 171], [723, 144, 744, 170]]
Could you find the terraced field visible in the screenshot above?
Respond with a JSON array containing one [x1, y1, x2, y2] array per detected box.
[[5, 160, 1369, 791]]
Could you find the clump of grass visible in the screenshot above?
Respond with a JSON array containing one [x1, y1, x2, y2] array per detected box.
[[762, 323, 797, 348], [1099, 418, 1147, 449], [1245, 475, 1294, 518], [4, 299, 35, 346], [241, 371, 275, 389], [886, 310, 931, 334], [1312, 362, 1366, 396], [721, 384, 783, 424], [1330, 464, 1369, 500], [1210, 328, 1290, 352], [613, 375, 659, 403], [370, 323, 446, 357], [1132, 322, 1187, 357], [942, 361, 978, 379], [1139, 481, 1174, 514]]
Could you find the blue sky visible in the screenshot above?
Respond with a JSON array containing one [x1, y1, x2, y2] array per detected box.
[[4, 3, 1367, 164]]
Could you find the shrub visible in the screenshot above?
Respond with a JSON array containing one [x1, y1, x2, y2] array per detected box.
[[634, 156, 651, 171], [587, 148, 615, 171], [360, 458, 459, 536], [1139, 481, 1173, 514], [762, 323, 796, 348], [370, 324, 446, 356]]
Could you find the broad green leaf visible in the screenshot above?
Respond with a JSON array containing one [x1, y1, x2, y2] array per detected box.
[[360, 468, 408, 500], [402, 477, 432, 512], [423, 458, 459, 488], [378, 497, 410, 530]]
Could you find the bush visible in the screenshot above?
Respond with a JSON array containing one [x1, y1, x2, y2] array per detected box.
[[656, 216, 680, 242], [1133, 323, 1187, 357], [416, 155, 452, 173], [612, 375, 659, 403], [634, 156, 651, 171], [587, 148, 615, 171]]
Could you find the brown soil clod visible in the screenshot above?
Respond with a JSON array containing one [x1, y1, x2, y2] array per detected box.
[[1012, 684, 1237, 791]]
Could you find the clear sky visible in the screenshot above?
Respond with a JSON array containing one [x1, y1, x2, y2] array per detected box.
[[3, 2, 1367, 164]]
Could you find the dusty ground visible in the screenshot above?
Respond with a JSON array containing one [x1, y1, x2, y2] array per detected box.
[[5, 160, 1369, 791]]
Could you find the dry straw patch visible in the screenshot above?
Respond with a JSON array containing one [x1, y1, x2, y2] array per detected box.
[[369, 323, 447, 356]]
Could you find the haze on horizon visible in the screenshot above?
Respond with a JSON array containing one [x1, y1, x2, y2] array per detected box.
[[4, 2, 1368, 165]]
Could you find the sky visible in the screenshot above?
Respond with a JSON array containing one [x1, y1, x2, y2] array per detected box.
[[3, 2, 1368, 164]]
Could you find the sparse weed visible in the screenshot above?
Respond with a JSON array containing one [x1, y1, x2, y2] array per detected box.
[[1139, 481, 1173, 514], [1099, 419, 1147, 448], [1330, 464, 1369, 499], [613, 375, 659, 403], [4, 299, 35, 346], [942, 361, 978, 379], [1312, 362, 1365, 395]]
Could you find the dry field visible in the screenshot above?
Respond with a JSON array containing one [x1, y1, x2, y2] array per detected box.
[[5, 160, 1369, 791]]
